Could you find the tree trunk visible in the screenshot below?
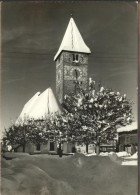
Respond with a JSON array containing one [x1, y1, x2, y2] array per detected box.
[[23, 127, 26, 153], [14, 144, 22, 152], [23, 143, 25, 153], [96, 135, 101, 155], [58, 143, 62, 157], [86, 143, 88, 154], [116, 142, 119, 152], [96, 144, 100, 155]]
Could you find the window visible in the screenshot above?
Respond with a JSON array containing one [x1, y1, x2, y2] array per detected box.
[[73, 54, 75, 61], [102, 147, 106, 152], [76, 54, 79, 61], [72, 53, 79, 62]]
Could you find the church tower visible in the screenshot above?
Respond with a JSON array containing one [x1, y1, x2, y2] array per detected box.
[[54, 17, 91, 104]]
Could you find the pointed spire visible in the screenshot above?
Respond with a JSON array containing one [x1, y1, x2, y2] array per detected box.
[[54, 17, 91, 61]]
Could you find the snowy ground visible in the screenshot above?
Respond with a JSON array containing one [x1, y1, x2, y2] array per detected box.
[[85, 151, 138, 166], [1, 152, 137, 195]]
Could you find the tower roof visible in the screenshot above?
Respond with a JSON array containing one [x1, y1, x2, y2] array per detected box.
[[54, 17, 91, 61]]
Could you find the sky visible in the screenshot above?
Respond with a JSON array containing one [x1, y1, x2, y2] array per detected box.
[[1, 1, 138, 131]]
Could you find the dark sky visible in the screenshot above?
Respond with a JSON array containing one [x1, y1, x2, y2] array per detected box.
[[1, 1, 138, 130]]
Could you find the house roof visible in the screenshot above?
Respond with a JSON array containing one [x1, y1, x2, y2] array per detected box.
[[117, 122, 138, 133], [16, 88, 61, 124], [54, 17, 91, 61]]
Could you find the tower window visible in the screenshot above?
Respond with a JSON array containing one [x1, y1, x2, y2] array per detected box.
[[76, 54, 79, 61], [73, 54, 75, 61], [72, 54, 79, 62]]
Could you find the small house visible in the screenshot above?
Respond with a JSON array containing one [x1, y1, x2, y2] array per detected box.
[[117, 122, 138, 154]]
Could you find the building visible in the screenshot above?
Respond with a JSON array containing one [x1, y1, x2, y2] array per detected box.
[[15, 88, 60, 154], [54, 17, 91, 104], [117, 122, 138, 154], [14, 141, 75, 155], [15, 87, 76, 154], [14, 17, 91, 154], [99, 143, 116, 153]]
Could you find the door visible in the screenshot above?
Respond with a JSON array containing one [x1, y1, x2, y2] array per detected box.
[[36, 143, 40, 151], [50, 142, 54, 151]]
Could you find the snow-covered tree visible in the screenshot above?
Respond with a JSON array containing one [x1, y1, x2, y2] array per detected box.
[[2, 123, 31, 152], [2, 119, 50, 152], [62, 78, 133, 154], [2, 78, 133, 155]]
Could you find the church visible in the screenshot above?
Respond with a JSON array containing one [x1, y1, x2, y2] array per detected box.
[[15, 16, 91, 154]]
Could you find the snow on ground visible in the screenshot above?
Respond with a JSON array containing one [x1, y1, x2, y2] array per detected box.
[[85, 152, 138, 166], [121, 152, 138, 166], [124, 152, 138, 160], [85, 151, 130, 157], [85, 152, 115, 157], [122, 160, 137, 166], [100, 152, 111, 156], [85, 153, 96, 157], [116, 151, 130, 157], [1, 153, 137, 195]]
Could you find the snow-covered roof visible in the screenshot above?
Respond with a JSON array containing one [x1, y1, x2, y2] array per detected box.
[[117, 122, 138, 133], [54, 17, 91, 61], [16, 88, 61, 124], [18, 92, 41, 119]]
